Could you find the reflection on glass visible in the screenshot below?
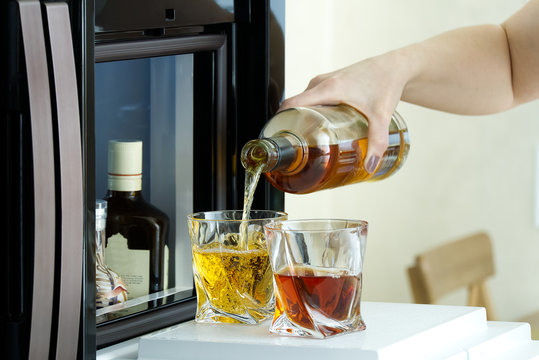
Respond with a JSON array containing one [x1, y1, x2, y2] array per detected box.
[[95, 54, 194, 322], [214, 0, 234, 12]]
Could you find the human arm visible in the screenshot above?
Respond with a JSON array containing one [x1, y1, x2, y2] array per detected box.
[[280, 0, 539, 172]]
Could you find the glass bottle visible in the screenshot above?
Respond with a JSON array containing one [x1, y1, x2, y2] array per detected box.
[[95, 200, 128, 308], [104, 139, 169, 299], [241, 104, 410, 194]]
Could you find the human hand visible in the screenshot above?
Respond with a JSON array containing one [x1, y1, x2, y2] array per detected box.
[[277, 0, 539, 175], [279, 53, 407, 173]]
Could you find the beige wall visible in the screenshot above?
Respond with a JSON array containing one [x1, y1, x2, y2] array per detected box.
[[283, 0, 539, 321]]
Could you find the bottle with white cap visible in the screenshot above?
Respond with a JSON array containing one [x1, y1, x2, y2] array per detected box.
[[103, 139, 169, 300]]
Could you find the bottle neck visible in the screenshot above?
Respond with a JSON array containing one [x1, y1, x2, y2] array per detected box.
[[108, 172, 142, 192], [105, 190, 142, 199], [241, 132, 305, 173]]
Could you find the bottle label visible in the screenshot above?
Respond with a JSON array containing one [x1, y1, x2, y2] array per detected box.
[[105, 233, 150, 299]]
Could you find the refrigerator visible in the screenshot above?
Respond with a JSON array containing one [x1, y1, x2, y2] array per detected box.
[[1, 0, 285, 358]]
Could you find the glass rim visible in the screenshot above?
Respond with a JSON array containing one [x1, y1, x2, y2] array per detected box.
[[187, 209, 288, 222], [263, 218, 368, 232]]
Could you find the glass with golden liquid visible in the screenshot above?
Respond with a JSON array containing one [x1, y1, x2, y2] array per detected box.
[[188, 210, 287, 324]]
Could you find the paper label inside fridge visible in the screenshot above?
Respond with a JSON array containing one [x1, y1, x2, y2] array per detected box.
[[106, 233, 150, 299]]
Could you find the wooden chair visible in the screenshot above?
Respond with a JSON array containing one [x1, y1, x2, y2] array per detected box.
[[407, 232, 497, 320], [519, 311, 539, 340]]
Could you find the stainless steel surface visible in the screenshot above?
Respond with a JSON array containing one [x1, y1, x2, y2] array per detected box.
[[18, 0, 56, 358], [45, 3, 84, 359]]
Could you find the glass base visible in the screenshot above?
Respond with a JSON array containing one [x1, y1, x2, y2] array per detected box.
[[195, 301, 274, 325], [269, 313, 366, 338]]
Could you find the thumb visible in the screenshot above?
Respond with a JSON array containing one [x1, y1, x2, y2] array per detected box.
[[364, 112, 391, 174]]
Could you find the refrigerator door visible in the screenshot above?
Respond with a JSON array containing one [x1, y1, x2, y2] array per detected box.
[[2, 1, 83, 359]]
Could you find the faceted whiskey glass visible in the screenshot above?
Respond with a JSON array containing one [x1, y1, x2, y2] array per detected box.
[[188, 210, 287, 324], [264, 219, 368, 338]]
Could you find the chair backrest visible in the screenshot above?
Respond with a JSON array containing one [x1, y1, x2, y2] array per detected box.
[[408, 232, 496, 319]]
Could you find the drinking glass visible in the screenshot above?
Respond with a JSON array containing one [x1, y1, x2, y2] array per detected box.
[[264, 219, 368, 338], [188, 210, 287, 324]]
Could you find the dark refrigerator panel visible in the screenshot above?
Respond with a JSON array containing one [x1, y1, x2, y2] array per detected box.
[[2, 1, 55, 357], [2, 1, 84, 359]]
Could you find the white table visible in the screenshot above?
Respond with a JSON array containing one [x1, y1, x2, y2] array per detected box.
[[98, 302, 539, 360]]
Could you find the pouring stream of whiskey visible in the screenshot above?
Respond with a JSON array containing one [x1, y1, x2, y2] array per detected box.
[[240, 164, 264, 249]]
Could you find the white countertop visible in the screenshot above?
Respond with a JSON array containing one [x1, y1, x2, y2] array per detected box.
[[98, 302, 539, 360]]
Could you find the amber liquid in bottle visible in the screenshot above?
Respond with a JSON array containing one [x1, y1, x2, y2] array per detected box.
[[104, 190, 169, 296], [274, 266, 363, 336], [267, 130, 408, 194]]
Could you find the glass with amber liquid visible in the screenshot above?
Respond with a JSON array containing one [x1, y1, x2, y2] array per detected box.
[[188, 210, 287, 324], [241, 104, 410, 194], [264, 219, 368, 338], [273, 267, 363, 334]]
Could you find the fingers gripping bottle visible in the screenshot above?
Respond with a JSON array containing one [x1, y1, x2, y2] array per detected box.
[[241, 104, 410, 194]]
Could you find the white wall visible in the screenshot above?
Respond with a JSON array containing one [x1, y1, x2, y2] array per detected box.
[[284, 0, 539, 321]]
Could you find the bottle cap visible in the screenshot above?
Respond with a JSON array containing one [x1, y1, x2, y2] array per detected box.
[[95, 199, 107, 218], [107, 139, 143, 191], [95, 200, 107, 231]]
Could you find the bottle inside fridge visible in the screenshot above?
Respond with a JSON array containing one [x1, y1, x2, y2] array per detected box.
[[103, 140, 170, 301]]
